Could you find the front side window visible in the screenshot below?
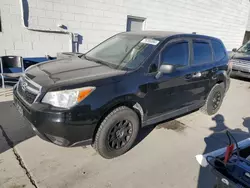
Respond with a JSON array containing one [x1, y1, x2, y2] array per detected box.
[[161, 41, 189, 67], [85, 35, 160, 70], [193, 41, 212, 65]]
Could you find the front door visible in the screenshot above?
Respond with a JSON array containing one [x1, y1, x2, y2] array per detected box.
[[145, 38, 211, 120]]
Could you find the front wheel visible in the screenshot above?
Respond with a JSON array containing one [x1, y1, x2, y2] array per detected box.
[[93, 106, 140, 159], [200, 83, 225, 115]]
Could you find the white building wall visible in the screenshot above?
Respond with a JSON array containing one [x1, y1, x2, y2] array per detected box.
[[0, 0, 249, 57], [246, 7, 250, 31]]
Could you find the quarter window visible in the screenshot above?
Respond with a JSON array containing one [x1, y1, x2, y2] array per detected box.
[[161, 41, 189, 67], [211, 40, 226, 61], [193, 41, 212, 65]]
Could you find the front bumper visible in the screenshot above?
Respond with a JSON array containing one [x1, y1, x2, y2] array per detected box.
[[231, 69, 250, 79], [231, 59, 250, 79], [13, 89, 95, 147]]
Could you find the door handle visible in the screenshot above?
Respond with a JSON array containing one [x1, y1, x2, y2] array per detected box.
[[192, 72, 202, 78], [185, 74, 192, 80], [185, 72, 201, 80]]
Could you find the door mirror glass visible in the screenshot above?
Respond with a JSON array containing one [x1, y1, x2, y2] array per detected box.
[[232, 48, 237, 52], [155, 64, 175, 79]]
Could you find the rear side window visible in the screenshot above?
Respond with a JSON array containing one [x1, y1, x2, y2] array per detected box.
[[161, 41, 189, 67], [193, 41, 212, 65], [211, 40, 226, 61]]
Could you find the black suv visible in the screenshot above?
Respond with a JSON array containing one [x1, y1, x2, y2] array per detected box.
[[13, 31, 231, 158]]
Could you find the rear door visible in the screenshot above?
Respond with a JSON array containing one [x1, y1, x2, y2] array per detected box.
[[188, 38, 215, 103], [210, 39, 229, 87]]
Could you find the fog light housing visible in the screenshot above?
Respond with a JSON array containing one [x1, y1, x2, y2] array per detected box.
[[45, 133, 70, 146]]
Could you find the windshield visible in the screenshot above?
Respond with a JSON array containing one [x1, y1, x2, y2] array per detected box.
[[85, 34, 160, 70], [238, 41, 250, 53]]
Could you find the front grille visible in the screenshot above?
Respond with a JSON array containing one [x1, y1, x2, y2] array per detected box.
[[232, 60, 250, 72], [17, 85, 37, 104], [17, 76, 41, 104]]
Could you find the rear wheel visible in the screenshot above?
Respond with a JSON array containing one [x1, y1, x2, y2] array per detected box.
[[200, 83, 225, 115], [93, 106, 139, 159]]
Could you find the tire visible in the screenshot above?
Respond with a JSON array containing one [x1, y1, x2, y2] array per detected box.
[[200, 83, 225, 115], [93, 106, 140, 159]]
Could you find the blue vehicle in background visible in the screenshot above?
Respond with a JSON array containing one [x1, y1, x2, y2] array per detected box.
[[0, 53, 84, 88], [0, 56, 55, 88], [24, 52, 84, 69], [23, 56, 55, 69]]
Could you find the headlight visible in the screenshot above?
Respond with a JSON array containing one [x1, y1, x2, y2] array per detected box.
[[42, 87, 96, 109]]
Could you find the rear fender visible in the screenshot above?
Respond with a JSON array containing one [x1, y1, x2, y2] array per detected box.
[[211, 70, 228, 89]]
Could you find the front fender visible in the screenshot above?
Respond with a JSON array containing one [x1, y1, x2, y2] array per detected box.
[[99, 94, 146, 121]]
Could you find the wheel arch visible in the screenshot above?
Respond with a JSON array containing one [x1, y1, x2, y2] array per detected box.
[[212, 70, 228, 89], [92, 98, 145, 142]]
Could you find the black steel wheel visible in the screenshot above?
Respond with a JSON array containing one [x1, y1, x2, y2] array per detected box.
[[200, 83, 225, 115], [107, 120, 133, 150], [93, 106, 139, 159], [212, 91, 222, 110]]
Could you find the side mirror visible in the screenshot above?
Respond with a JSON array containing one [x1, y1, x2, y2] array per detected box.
[[232, 48, 237, 52], [155, 64, 175, 79]]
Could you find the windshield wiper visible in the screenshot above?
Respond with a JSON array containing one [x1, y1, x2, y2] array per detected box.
[[95, 59, 112, 67], [84, 55, 113, 68]]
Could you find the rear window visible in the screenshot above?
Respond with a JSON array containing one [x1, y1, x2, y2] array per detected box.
[[211, 40, 226, 61], [193, 41, 212, 65]]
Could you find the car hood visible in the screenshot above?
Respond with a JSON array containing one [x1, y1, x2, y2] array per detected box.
[[25, 56, 126, 87], [232, 52, 250, 62]]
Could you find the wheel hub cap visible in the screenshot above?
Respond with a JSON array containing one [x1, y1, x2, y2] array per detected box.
[[212, 91, 221, 110], [116, 129, 125, 138], [107, 120, 133, 150]]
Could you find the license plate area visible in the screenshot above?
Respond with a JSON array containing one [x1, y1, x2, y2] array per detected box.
[[17, 103, 23, 116], [14, 94, 31, 117], [14, 98, 24, 116]]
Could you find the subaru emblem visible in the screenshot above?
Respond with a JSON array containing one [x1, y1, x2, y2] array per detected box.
[[21, 82, 28, 91]]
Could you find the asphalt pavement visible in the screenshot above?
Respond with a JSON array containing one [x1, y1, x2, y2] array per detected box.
[[0, 78, 250, 188]]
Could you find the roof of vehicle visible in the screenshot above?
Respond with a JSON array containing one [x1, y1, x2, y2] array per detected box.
[[122, 31, 183, 38], [121, 30, 221, 41]]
